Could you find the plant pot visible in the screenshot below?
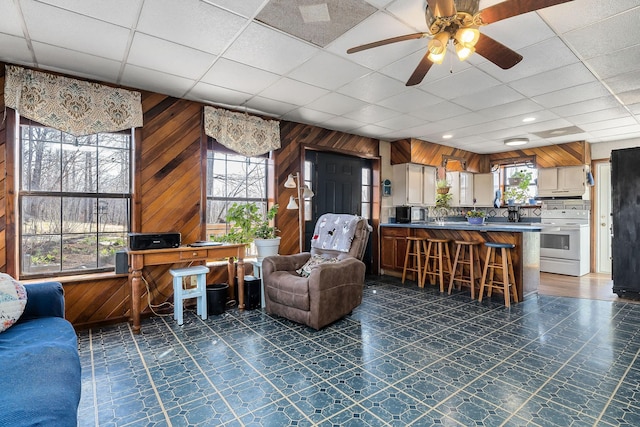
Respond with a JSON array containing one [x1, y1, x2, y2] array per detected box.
[[437, 187, 450, 194], [467, 217, 485, 225], [508, 177, 522, 186], [254, 237, 280, 261]]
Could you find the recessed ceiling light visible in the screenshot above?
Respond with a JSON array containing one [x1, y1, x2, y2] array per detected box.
[[504, 137, 529, 146], [522, 117, 536, 123], [442, 134, 453, 139]]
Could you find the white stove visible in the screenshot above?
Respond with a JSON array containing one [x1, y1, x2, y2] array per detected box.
[[540, 210, 590, 276]]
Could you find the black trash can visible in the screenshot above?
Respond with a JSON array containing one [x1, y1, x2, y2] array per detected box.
[[243, 275, 262, 310], [206, 283, 228, 315]]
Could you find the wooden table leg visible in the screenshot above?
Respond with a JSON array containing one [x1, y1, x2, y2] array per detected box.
[[130, 268, 142, 334], [237, 257, 245, 310]]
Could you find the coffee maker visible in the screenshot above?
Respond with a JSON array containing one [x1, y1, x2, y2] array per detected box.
[[507, 206, 520, 222]]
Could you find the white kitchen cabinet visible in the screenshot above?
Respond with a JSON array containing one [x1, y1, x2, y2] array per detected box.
[[473, 173, 498, 207], [538, 166, 589, 198], [392, 164, 437, 206], [446, 171, 474, 207]]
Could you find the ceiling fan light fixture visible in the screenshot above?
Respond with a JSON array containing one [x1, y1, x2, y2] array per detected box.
[[428, 50, 446, 64], [455, 27, 479, 46], [504, 137, 529, 146], [455, 41, 475, 61], [427, 32, 450, 55]]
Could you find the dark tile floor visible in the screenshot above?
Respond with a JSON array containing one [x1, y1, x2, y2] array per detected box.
[[77, 276, 640, 426]]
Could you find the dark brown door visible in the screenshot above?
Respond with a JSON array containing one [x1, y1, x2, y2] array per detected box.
[[306, 151, 372, 269]]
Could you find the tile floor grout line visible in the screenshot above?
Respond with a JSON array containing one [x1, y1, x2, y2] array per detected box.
[[594, 328, 640, 425], [190, 312, 319, 426], [125, 322, 173, 427], [158, 316, 244, 424], [89, 328, 100, 427]]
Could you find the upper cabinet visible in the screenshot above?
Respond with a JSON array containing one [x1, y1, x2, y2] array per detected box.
[[538, 166, 589, 199], [392, 163, 437, 206], [446, 171, 474, 207], [473, 173, 498, 207]]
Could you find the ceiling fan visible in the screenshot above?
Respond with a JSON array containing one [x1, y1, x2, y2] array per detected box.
[[347, 0, 573, 86]]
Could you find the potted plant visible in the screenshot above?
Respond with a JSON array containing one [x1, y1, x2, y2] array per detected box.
[[465, 209, 486, 225], [436, 178, 450, 194], [504, 169, 533, 205], [222, 202, 280, 260]]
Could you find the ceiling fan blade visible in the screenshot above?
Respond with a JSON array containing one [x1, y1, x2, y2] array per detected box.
[[406, 52, 435, 86], [427, 0, 456, 17], [347, 33, 428, 54], [477, 0, 573, 25], [474, 34, 523, 70]]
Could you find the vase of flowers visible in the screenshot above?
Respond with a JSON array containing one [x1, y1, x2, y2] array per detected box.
[[466, 210, 486, 225]]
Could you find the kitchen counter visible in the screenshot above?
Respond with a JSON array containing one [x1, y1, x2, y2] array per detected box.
[[380, 222, 540, 301], [382, 221, 542, 233]]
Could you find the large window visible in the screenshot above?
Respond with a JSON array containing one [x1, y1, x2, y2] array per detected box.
[[501, 164, 538, 203], [19, 124, 131, 277], [206, 150, 268, 253]]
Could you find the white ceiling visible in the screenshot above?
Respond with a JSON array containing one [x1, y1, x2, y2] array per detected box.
[[1, 0, 639, 154]]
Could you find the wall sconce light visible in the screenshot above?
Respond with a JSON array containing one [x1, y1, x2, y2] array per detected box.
[[284, 172, 314, 252]]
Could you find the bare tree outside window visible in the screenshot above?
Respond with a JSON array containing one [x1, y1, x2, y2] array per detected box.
[[205, 150, 268, 254], [19, 124, 131, 277]]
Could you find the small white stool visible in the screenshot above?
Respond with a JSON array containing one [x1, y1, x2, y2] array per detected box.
[[169, 265, 209, 325]]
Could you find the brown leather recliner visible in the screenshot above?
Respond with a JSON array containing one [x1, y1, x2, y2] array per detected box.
[[262, 214, 371, 330]]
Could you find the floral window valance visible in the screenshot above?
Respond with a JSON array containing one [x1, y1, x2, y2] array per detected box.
[[204, 106, 280, 157], [4, 65, 143, 136]]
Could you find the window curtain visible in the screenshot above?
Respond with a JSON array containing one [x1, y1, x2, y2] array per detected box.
[[204, 106, 280, 157], [4, 65, 143, 136]]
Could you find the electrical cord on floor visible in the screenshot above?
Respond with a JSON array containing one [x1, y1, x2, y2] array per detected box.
[[142, 274, 174, 317]]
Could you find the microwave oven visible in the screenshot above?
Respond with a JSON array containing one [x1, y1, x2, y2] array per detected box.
[[395, 206, 426, 223]]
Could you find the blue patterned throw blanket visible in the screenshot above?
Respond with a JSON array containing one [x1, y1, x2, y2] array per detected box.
[[311, 214, 359, 252]]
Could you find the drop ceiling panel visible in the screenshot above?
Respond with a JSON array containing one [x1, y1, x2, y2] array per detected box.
[[508, 63, 597, 98], [337, 72, 408, 103], [127, 33, 216, 80], [31, 42, 122, 83], [200, 59, 280, 93], [451, 85, 524, 111], [202, 0, 266, 19], [344, 104, 402, 123], [478, 12, 556, 51], [21, 1, 131, 61], [282, 108, 336, 125], [120, 65, 195, 98], [36, 0, 143, 27], [286, 51, 371, 90], [188, 82, 253, 106], [0, 35, 33, 65], [551, 96, 624, 118], [0, 1, 25, 36], [538, 0, 640, 34], [532, 82, 612, 109], [243, 96, 298, 117], [137, 0, 247, 55], [477, 99, 545, 120], [306, 92, 368, 115], [385, 0, 430, 31], [409, 101, 471, 122], [376, 113, 425, 131], [378, 89, 443, 114], [423, 68, 501, 100], [223, 22, 319, 75], [258, 77, 329, 105], [587, 45, 640, 80]]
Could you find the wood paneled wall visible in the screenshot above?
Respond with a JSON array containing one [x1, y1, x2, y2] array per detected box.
[[390, 138, 591, 173], [489, 141, 591, 168], [390, 138, 490, 173], [275, 121, 379, 256]]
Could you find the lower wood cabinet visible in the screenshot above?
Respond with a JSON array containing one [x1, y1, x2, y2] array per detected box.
[[381, 227, 409, 272]]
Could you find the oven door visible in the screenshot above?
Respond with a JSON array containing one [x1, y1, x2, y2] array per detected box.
[[540, 225, 582, 260]]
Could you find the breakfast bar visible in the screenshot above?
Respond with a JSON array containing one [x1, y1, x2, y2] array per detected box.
[[380, 222, 542, 300]]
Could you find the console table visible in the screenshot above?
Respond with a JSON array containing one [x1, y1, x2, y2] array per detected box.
[[128, 244, 245, 334]]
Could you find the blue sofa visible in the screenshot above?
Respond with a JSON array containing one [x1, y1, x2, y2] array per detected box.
[[0, 281, 81, 427]]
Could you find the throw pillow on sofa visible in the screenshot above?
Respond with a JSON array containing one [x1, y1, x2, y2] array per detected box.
[[296, 254, 338, 277], [0, 273, 27, 332]]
